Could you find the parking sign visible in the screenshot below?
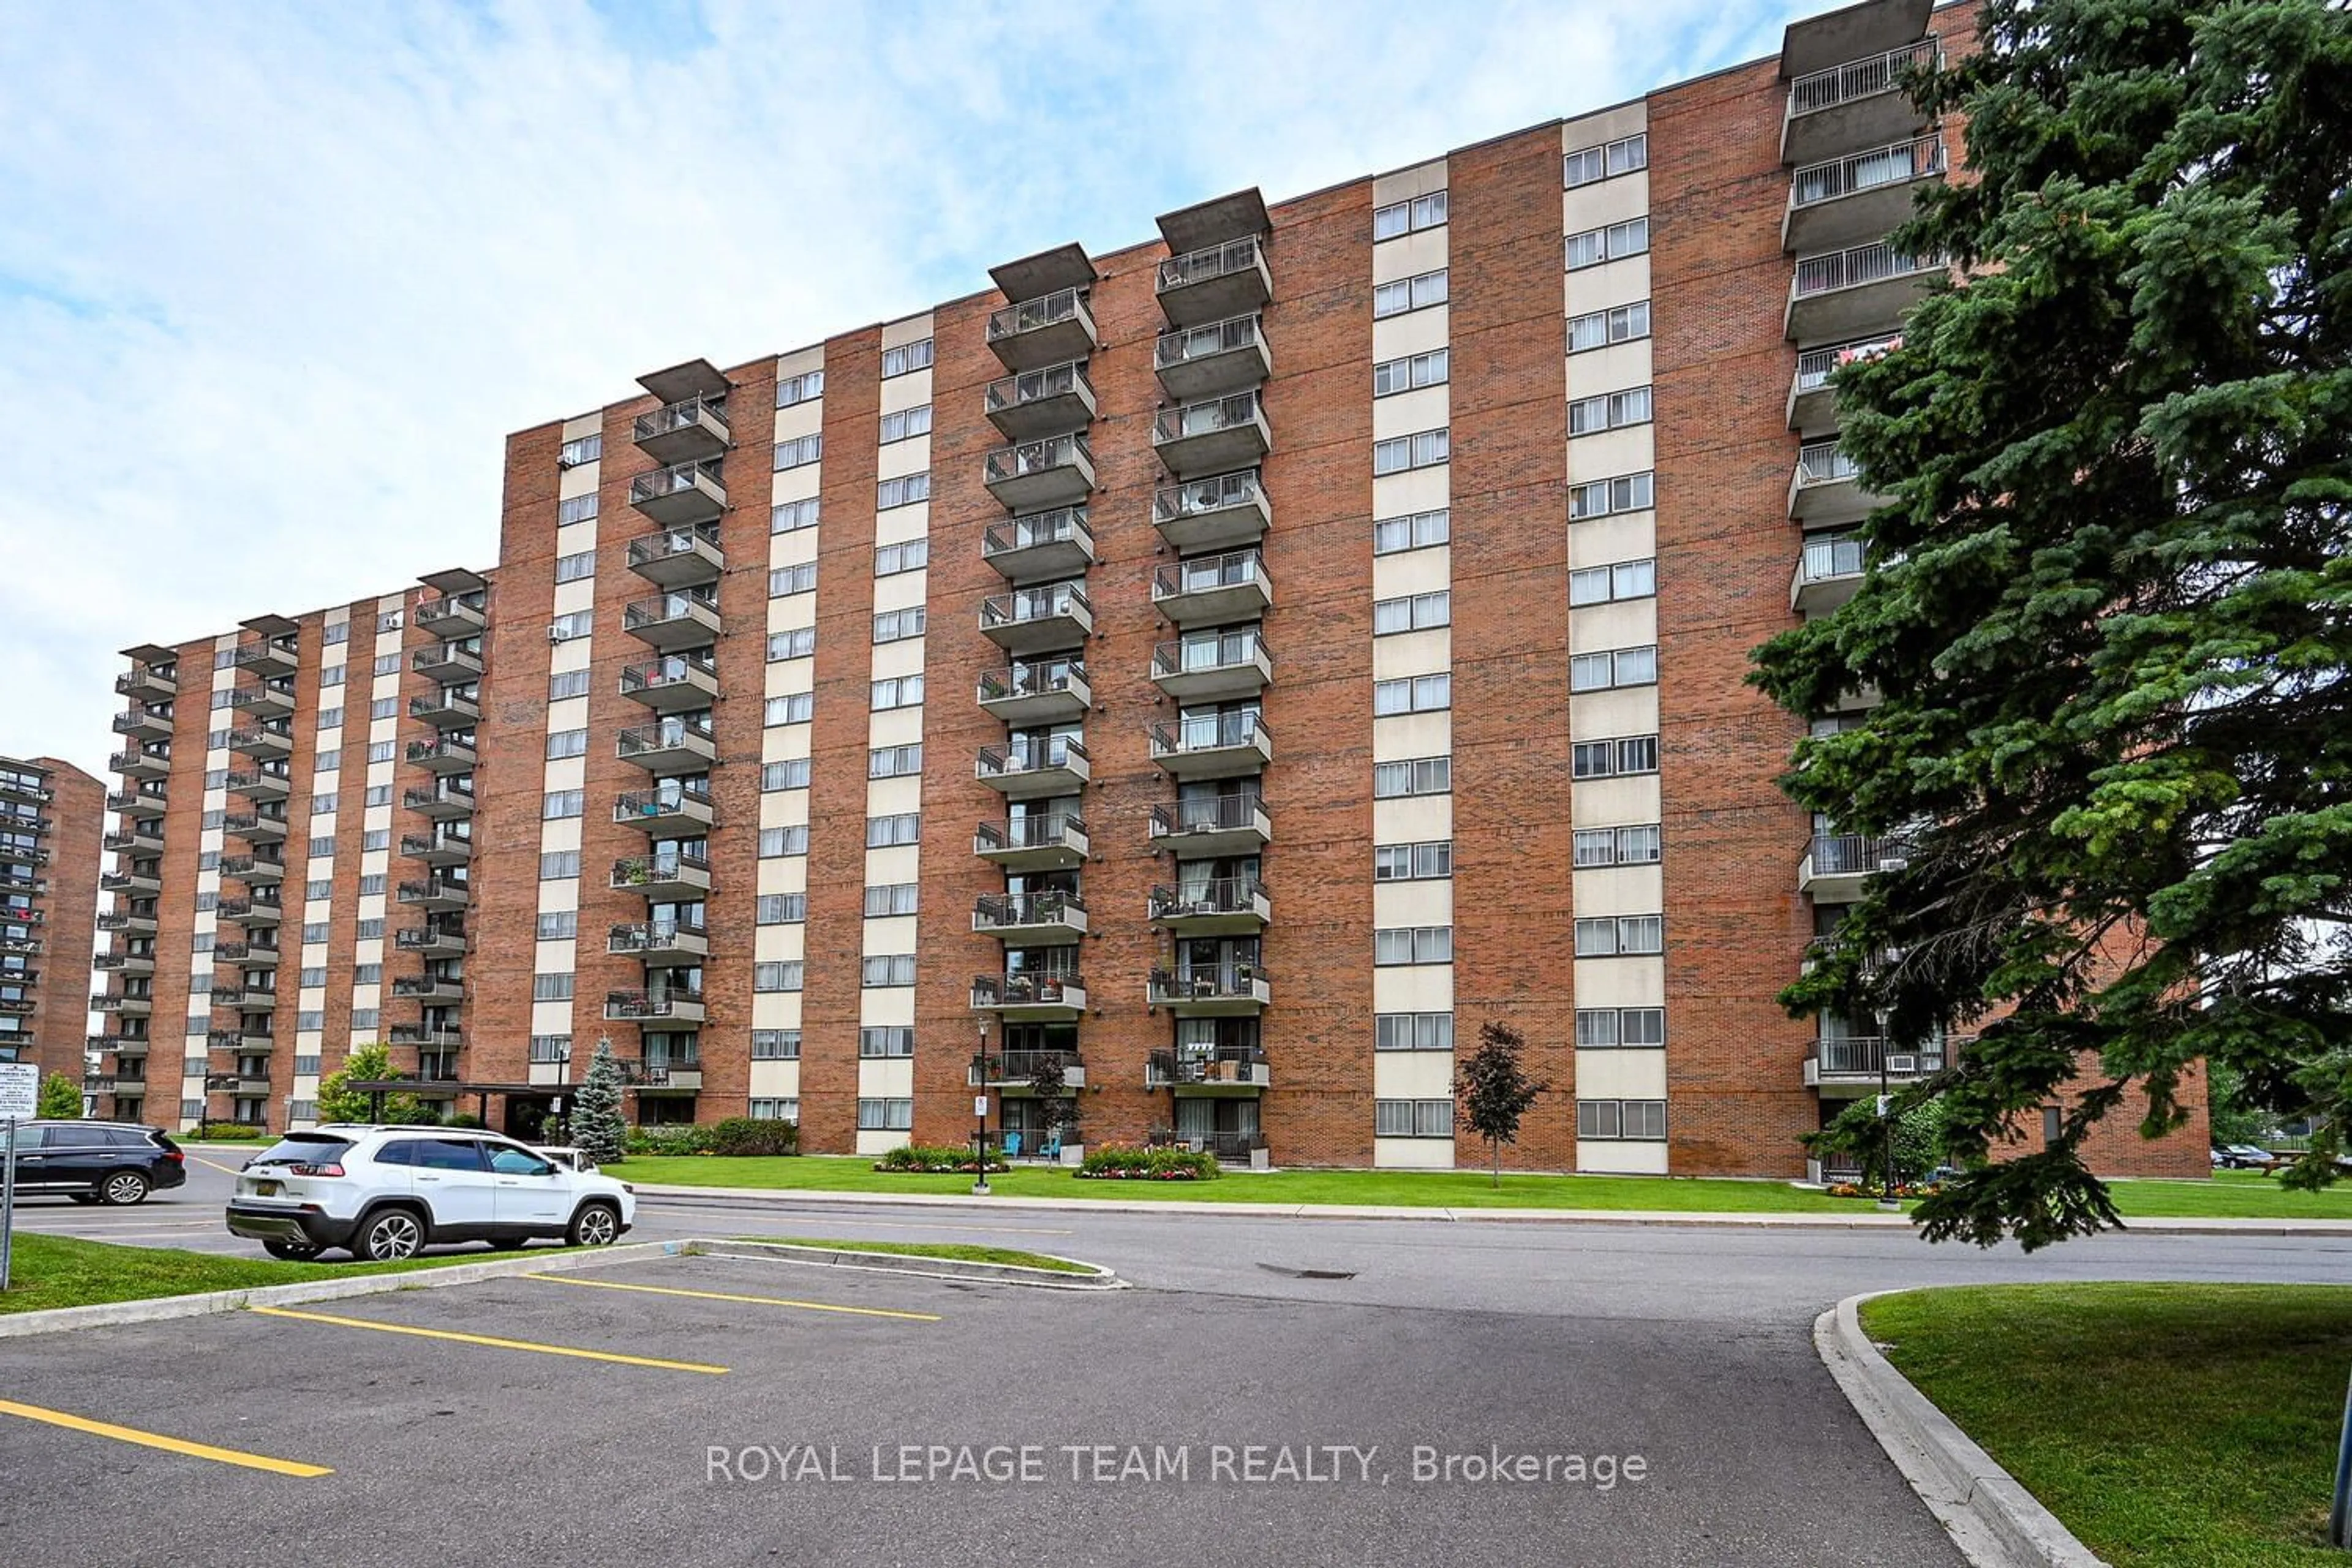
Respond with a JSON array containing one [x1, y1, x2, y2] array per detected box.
[[0, 1062, 37, 1120]]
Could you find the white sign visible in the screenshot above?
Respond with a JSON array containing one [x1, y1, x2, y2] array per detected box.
[[0, 1062, 38, 1120], [973, 1095, 990, 1120]]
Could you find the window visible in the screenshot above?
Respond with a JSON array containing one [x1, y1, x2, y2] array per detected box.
[[546, 729, 587, 760], [774, 434, 823, 470], [1372, 268, 1449, 318], [296, 1009, 325, 1032], [548, 668, 590, 701], [1563, 133, 1647, 187], [294, 1055, 323, 1075], [1373, 590, 1450, 635], [1574, 914, 1664, 956], [866, 812, 921, 848], [755, 894, 807, 924], [1569, 386, 1653, 435], [872, 607, 927, 644], [1570, 472, 1656, 519], [557, 494, 598, 526], [549, 609, 593, 639], [750, 1030, 802, 1060], [758, 826, 809, 857], [1577, 1007, 1666, 1048], [876, 473, 930, 510], [310, 791, 336, 813], [372, 653, 402, 676], [1373, 756, 1452, 798], [1580, 1099, 1667, 1140], [558, 433, 602, 468], [879, 405, 932, 443], [859, 1027, 914, 1058], [1572, 824, 1662, 867], [1373, 349, 1449, 397], [767, 627, 816, 662], [1569, 301, 1652, 352], [1569, 559, 1657, 605], [769, 562, 818, 597], [554, 549, 596, 583], [862, 883, 918, 917], [880, 339, 933, 378], [364, 739, 396, 764], [541, 788, 584, 820], [862, 954, 916, 988], [1376, 1099, 1455, 1138], [1373, 674, 1452, 715], [301, 923, 330, 943], [749, 1098, 801, 1122], [1376, 1012, 1456, 1052], [766, 693, 813, 726], [532, 973, 574, 1001], [1373, 428, 1450, 476], [870, 675, 925, 711], [1373, 189, 1448, 240], [350, 1009, 380, 1031], [315, 707, 342, 731], [875, 538, 929, 576], [322, 622, 349, 646], [775, 368, 825, 408], [857, 1098, 914, 1131], [763, 759, 811, 791], [356, 918, 384, 939], [754, 962, 805, 993], [306, 879, 333, 899], [529, 1035, 571, 1064], [1374, 841, 1453, 881], [1373, 508, 1450, 554], [1375, 925, 1453, 965], [867, 744, 923, 780], [366, 784, 391, 807], [1569, 645, 1659, 692], [320, 665, 344, 688], [539, 850, 580, 880], [535, 911, 577, 939], [772, 497, 820, 535], [1566, 216, 1649, 270]]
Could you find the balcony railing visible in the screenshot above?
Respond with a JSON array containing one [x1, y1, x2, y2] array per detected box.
[[983, 360, 1095, 423], [628, 459, 726, 513], [973, 891, 1086, 932], [974, 813, 1087, 858], [969, 972, 1085, 1009], [1155, 468, 1265, 526], [986, 287, 1087, 344], [973, 1050, 1082, 1087], [611, 849, 710, 888], [1152, 712, 1270, 757], [982, 432, 1094, 494], [633, 394, 731, 448], [1158, 235, 1265, 295], [1810, 1035, 1952, 1079], [1152, 390, 1267, 453], [616, 720, 717, 763], [607, 920, 707, 956], [1789, 37, 1940, 117], [1796, 440, 1863, 488], [1804, 832, 1905, 878], [1798, 533, 1866, 587], [1149, 793, 1269, 840], [413, 595, 486, 636], [979, 582, 1093, 647], [1148, 878, 1267, 921], [1795, 334, 1905, 400], [1145, 1044, 1270, 1087], [604, 989, 704, 1021], [613, 783, 714, 825], [622, 591, 721, 638], [1793, 240, 1939, 300], [977, 659, 1088, 710], [1155, 311, 1269, 379], [981, 508, 1093, 565], [1148, 963, 1269, 1006], [976, 737, 1090, 785]]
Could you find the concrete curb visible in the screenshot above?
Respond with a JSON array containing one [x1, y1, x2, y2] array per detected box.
[[692, 1238, 1124, 1291], [1816, 1292, 2108, 1568], [0, 1239, 693, 1340]]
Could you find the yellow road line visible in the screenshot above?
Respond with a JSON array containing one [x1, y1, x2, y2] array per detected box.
[[248, 1305, 728, 1373], [742, 1218, 1074, 1237], [189, 1153, 249, 1175], [522, 1272, 943, 1322], [0, 1397, 331, 1477]]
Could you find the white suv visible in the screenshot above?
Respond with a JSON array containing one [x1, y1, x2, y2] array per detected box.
[[226, 1125, 636, 1262]]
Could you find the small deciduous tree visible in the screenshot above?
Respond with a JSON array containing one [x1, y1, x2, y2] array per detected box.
[[1028, 1052, 1080, 1151], [1453, 1021, 1550, 1188], [314, 1044, 394, 1125], [573, 1036, 628, 1166], [36, 1072, 83, 1120]]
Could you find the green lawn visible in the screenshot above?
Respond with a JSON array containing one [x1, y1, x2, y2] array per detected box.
[[751, 1237, 1092, 1274], [0, 1234, 489, 1316], [2109, 1170, 2352, 1220], [1863, 1284, 2352, 1566]]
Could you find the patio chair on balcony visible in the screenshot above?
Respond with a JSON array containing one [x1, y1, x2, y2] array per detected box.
[[1003, 1131, 1023, 1160]]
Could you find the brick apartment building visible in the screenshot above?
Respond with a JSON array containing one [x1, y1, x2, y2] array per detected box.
[[82, 0, 2207, 1177], [0, 755, 102, 1087]]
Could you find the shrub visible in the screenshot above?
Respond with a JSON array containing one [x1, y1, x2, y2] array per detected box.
[[625, 1124, 717, 1156], [1077, 1145, 1219, 1181], [709, 1117, 798, 1157], [446, 1113, 484, 1129], [873, 1143, 1005, 1174], [190, 1121, 268, 1140]]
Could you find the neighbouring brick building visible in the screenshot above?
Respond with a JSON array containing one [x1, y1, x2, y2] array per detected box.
[[1, 755, 102, 1087], [82, 0, 2209, 1176]]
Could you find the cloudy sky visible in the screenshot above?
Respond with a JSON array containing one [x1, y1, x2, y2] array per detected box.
[[0, 0, 1813, 779]]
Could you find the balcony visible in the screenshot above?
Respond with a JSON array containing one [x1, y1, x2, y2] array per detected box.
[[633, 394, 732, 465], [1148, 877, 1271, 935], [403, 782, 476, 820], [986, 287, 1098, 372], [1792, 533, 1867, 615], [392, 973, 464, 1003], [100, 869, 161, 898], [206, 1071, 274, 1098], [618, 1058, 703, 1092], [977, 737, 1090, 798], [111, 788, 168, 823], [236, 988, 281, 1014], [395, 877, 471, 913], [116, 663, 176, 701], [93, 951, 155, 977], [218, 852, 287, 884], [405, 736, 478, 774], [408, 688, 481, 729], [622, 591, 722, 651], [606, 990, 707, 1026], [97, 1033, 149, 1057], [111, 706, 173, 742], [979, 582, 1093, 657], [94, 993, 153, 1018], [1155, 312, 1273, 402], [395, 926, 469, 959], [104, 825, 163, 857], [1784, 134, 1947, 252], [1784, 36, 1940, 164], [1154, 468, 1269, 554], [628, 459, 726, 526], [972, 891, 1088, 945], [616, 719, 717, 774], [412, 643, 485, 684], [206, 982, 246, 1006], [1790, 439, 1885, 522], [232, 641, 298, 679], [1151, 714, 1272, 779], [982, 432, 1095, 511], [984, 360, 1098, 442], [1146, 1044, 1272, 1090], [981, 507, 1095, 582], [0, 867, 41, 896], [227, 725, 294, 761], [1804, 1033, 1955, 1096], [227, 682, 296, 721], [227, 939, 282, 968], [1148, 965, 1271, 1017], [973, 813, 1088, 872], [1787, 331, 1903, 431], [972, 1050, 1086, 1092], [620, 655, 720, 713], [111, 748, 172, 782], [976, 660, 1091, 725], [607, 921, 709, 963], [388, 1023, 465, 1050], [0, 935, 37, 959], [1152, 391, 1270, 477], [1785, 240, 1942, 341], [1151, 549, 1272, 628], [611, 850, 711, 902], [1799, 832, 1908, 903], [625, 526, 725, 589], [400, 830, 473, 867], [0, 995, 33, 1018], [414, 595, 487, 639], [1155, 235, 1272, 328], [217, 894, 282, 927], [613, 785, 715, 837], [224, 767, 290, 801], [1148, 794, 1272, 858], [1152, 633, 1272, 704], [98, 910, 156, 935], [970, 972, 1087, 1022]]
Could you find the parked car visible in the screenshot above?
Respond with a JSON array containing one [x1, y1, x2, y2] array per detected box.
[[2214, 1144, 2283, 1170], [225, 1124, 635, 1261], [0, 1120, 186, 1204]]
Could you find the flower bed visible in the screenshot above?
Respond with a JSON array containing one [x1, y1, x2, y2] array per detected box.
[[1076, 1145, 1219, 1181], [873, 1143, 1008, 1175]]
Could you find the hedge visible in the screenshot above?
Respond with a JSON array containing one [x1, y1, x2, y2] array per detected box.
[[874, 1143, 1006, 1174], [1077, 1145, 1219, 1181]]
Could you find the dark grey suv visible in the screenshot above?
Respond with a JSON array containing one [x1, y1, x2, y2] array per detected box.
[[3, 1120, 187, 1204]]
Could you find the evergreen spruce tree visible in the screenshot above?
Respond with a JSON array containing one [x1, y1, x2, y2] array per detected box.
[[573, 1036, 628, 1166]]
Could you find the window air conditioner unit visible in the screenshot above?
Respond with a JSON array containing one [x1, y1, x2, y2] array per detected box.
[[1876, 854, 1909, 872], [548, 623, 572, 643], [1885, 1054, 1918, 1075]]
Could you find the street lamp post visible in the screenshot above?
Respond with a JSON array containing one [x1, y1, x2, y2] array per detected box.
[[972, 1017, 992, 1197]]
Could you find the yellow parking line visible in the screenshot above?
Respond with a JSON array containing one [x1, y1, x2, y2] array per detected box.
[[189, 1153, 249, 1175], [522, 1272, 942, 1322], [0, 1397, 331, 1477], [249, 1305, 728, 1373]]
